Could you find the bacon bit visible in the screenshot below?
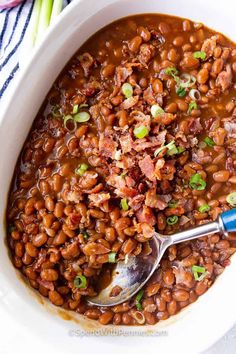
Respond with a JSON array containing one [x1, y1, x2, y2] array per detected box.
[[37, 278, 54, 291], [145, 188, 159, 208], [84, 183, 103, 194], [115, 62, 142, 88], [119, 134, 133, 153], [132, 131, 166, 152], [125, 175, 136, 187], [160, 162, 176, 181], [138, 155, 155, 181], [154, 158, 165, 180], [119, 186, 138, 198], [99, 134, 118, 159], [136, 206, 156, 226], [141, 223, 155, 239], [216, 64, 232, 92], [188, 117, 203, 133], [66, 190, 83, 203], [129, 195, 145, 211], [138, 44, 156, 67], [179, 215, 190, 226], [79, 52, 95, 77], [173, 266, 195, 288], [201, 35, 217, 58], [67, 213, 81, 230], [121, 95, 139, 110], [165, 205, 185, 216], [89, 104, 100, 119], [89, 192, 110, 207], [143, 86, 156, 105], [192, 149, 212, 165]]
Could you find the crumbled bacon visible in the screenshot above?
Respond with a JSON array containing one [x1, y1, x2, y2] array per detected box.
[[138, 44, 156, 66], [201, 35, 217, 57], [121, 95, 139, 109], [89, 192, 110, 207], [138, 155, 155, 181], [79, 52, 95, 76], [129, 195, 145, 211], [136, 205, 156, 226], [98, 133, 118, 159], [216, 64, 232, 92]]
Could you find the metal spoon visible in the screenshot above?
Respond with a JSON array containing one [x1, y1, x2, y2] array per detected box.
[[88, 208, 236, 306]]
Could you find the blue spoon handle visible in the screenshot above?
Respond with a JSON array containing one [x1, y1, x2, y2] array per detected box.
[[220, 208, 236, 232], [169, 209, 236, 245]]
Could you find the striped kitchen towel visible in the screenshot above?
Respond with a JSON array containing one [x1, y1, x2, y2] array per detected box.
[[0, 0, 72, 103]]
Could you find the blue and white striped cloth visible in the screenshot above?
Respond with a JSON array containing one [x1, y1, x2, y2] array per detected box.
[[0, 0, 72, 102]]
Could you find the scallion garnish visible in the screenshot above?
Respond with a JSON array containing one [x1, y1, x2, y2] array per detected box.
[[74, 111, 90, 123], [188, 101, 198, 114], [74, 274, 87, 288], [199, 204, 211, 213], [63, 115, 77, 132], [122, 83, 133, 99], [120, 198, 129, 211], [168, 200, 178, 208], [166, 215, 179, 225], [108, 252, 116, 263], [189, 88, 201, 101], [176, 86, 186, 97], [189, 173, 206, 190], [204, 137, 215, 147], [72, 104, 79, 114], [82, 231, 89, 240], [226, 192, 236, 206], [151, 104, 165, 118], [75, 163, 88, 176], [135, 289, 144, 311], [165, 67, 179, 77], [192, 265, 206, 281], [154, 141, 184, 157], [193, 51, 207, 60], [134, 126, 149, 139]]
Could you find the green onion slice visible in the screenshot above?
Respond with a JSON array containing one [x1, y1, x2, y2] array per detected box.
[[176, 86, 186, 97], [108, 252, 117, 263], [63, 115, 77, 132], [165, 67, 179, 77], [120, 198, 129, 211], [82, 231, 89, 240], [166, 215, 179, 225], [122, 83, 133, 99], [135, 289, 144, 311], [204, 137, 215, 147], [72, 104, 79, 114], [226, 192, 236, 206], [168, 200, 178, 208], [134, 125, 149, 139], [193, 51, 207, 60], [189, 88, 201, 101], [51, 105, 61, 118], [74, 274, 87, 288], [154, 141, 184, 157], [151, 104, 165, 118], [188, 101, 198, 114], [192, 265, 206, 281], [75, 163, 88, 176], [179, 73, 196, 88], [74, 111, 90, 123], [189, 173, 206, 190], [199, 204, 211, 213]]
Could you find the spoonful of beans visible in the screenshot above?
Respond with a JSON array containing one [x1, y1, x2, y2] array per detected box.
[[88, 209, 236, 306]]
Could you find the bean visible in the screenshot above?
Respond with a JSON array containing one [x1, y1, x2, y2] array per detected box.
[[197, 68, 209, 84], [25, 242, 38, 258], [152, 79, 163, 93], [172, 289, 189, 302], [49, 290, 64, 306], [167, 300, 178, 315], [128, 36, 142, 53], [163, 269, 175, 286], [41, 268, 58, 281], [195, 281, 208, 296], [85, 309, 102, 320], [213, 170, 230, 182], [99, 311, 114, 325], [146, 283, 161, 297]]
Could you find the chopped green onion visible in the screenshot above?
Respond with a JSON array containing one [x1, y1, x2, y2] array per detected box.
[[179, 73, 196, 88], [192, 265, 206, 281], [72, 104, 79, 114], [166, 215, 179, 225], [188, 101, 198, 114], [226, 192, 236, 206], [168, 200, 178, 208], [135, 289, 144, 311], [36, 0, 53, 42], [193, 51, 207, 60], [189, 173, 206, 190], [151, 104, 165, 118], [82, 231, 89, 240], [75, 163, 88, 176], [120, 198, 129, 211], [122, 83, 133, 99], [199, 204, 211, 213], [74, 274, 87, 288], [134, 125, 149, 139], [189, 88, 201, 101], [8, 225, 16, 233], [154, 141, 183, 157], [176, 86, 186, 97], [50, 0, 63, 24], [165, 67, 179, 77], [177, 146, 185, 154], [204, 137, 215, 147], [63, 115, 77, 132], [74, 111, 90, 123], [108, 252, 116, 263], [167, 143, 179, 156], [51, 105, 61, 118]]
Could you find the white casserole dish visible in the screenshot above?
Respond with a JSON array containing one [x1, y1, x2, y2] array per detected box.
[[0, 0, 236, 353]]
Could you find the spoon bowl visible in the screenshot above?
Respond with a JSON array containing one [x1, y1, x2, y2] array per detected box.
[[88, 209, 236, 306]]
